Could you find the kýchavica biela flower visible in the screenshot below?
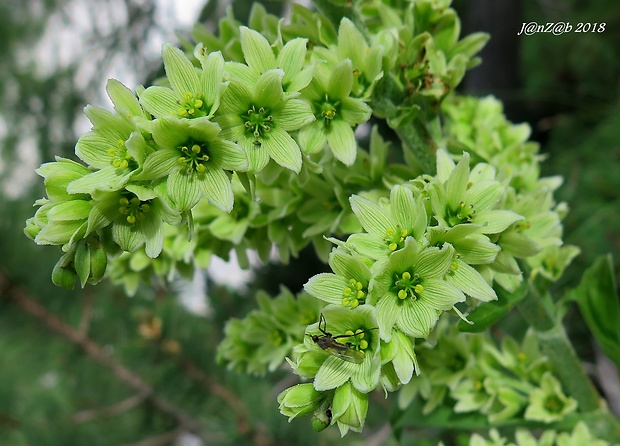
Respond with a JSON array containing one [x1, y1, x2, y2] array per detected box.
[[136, 116, 248, 212]]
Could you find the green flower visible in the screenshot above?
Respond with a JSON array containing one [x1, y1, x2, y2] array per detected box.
[[278, 383, 327, 422], [331, 381, 368, 436], [429, 150, 523, 234], [137, 117, 248, 212], [304, 248, 372, 308], [379, 328, 418, 389], [556, 422, 610, 446], [524, 372, 577, 423], [68, 84, 149, 194], [369, 238, 465, 340], [86, 184, 180, 258], [226, 26, 314, 93], [140, 43, 226, 119], [216, 68, 315, 173], [292, 304, 380, 393], [298, 59, 372, 165], [347, 185, 428, 260]]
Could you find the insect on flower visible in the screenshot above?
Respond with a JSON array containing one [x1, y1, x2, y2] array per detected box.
[[308, 314, 376, 364]]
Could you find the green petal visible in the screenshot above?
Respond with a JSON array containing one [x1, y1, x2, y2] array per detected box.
[[287, 64, 315, 92], [199, 168, 233, 212], [340, 97, 372, 125], [47, 200, 92, 221], [419, 278, 465, 310], [414, 245, 454, 279], [219, 80, 252, 115], [167, 171, 203, 211], [187, 117, 221, 142], [125, 131, 147, 165], [277, 38, 307, 83], [435, 149, 456, 182], [347, 233, 389, 260], [329, 250, 371, 284], [327, 120, 357, 166], [243, 138, 270, 173], [240, 26, 276, 74], [445, 152, 470, 211], [209, 140, 248, 171], [86, 201, 115, 234], [274, 98, 314, 131], [298, 122, 326, 154], [454, 234, 500, 264], [138, 86, 180, 118], [397, 301, 439, 339], [314, 355, 356, 391], [466, 181, 504, 211], [35, 220, 85, 245], [84, 106, 132, 141], [152, 117, 191, 149], [200, 51, 225, 110], [376, 294, 399, 341], [142, 214, 164, 258], [474, 210, 523, 234], [337, 19, 365, 72], [263, 128, 302, 173], [304, 273, 348, 305], [349, 195, 392, 238], [162, 43, 200, 97], [392, 331, 416, 384], [112, 222, 144, 253], [224, 61, 258, 87], [137, 149, 179, 180], [67, 167, 132, 194], [75, 133, 114, 169], [390, 185, 416, 231], [445, 259, 497, 302], [328, 59, 353, 99], [351, 355, 380, 393], [253, 69, 285, 107], [106, 79, 143, 118], [389, 237, 421, 271]]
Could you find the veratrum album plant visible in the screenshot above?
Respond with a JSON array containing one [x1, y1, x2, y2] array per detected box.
[[24, 0, 620, 443]]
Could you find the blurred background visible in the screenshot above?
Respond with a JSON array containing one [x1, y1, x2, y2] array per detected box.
[[0, 0, 618, 445]]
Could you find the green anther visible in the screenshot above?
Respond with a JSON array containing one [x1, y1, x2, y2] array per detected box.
[[178, 157, 186, 164], [107, 148, 116, 156], [401, 229, 408, 237], [119, 198, 129, 206], [192, 144, 201, 153], [141, 204, 150, 212], [355, 282, 363, 290], [119, 160, 129, 169], [126, 215, 136, 224], [112, 160, 121, 168], [389, 243, 398, 251], [398, 290, 407, 299], [188, 109, 195, 115], [350, 299, 359, 308], [414, 284, 424, 294], [342, 297, 350, 306], [402, 272, 411, 281], [119, 206, 128, 214], [194, 99, 203, 108], [357, 290, 365, 299], [345, 330, 354, 337], [386, 228, 395, 237], [177, 108, 187, 116], [131, 198, 140, 206], [196, 164, 206, 173], [349, 279, 357, 286], [343, 287, 352, 296], [355, 329, 364, 337], [359, 340, 368, 349], [451, 261, 458, 271], [184, 92, 193, 100]]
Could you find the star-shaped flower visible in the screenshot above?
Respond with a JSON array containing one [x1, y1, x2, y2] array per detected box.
[[137, 117, 248, 212]]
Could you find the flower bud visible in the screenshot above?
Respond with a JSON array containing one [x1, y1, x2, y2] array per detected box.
[[89, 244, 108, 284], [52, 261, 76, 290], [278, 383, 325, 421]]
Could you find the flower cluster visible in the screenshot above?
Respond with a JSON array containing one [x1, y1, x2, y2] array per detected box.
[[468, 422, 610, 446]]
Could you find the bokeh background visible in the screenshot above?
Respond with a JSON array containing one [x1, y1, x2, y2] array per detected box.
[[1, 0, 619, 445]]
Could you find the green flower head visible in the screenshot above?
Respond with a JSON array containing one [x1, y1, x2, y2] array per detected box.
[[216, 68, 315, 173], [298, 59, 372, 165], [347, 185, 428, 260], [369, 238, 465, 340], [304, 248, 372, 309], [140, 43, 226, 119], [524, 372, 577, 423], [138, 117, 248, 212], [293, 304, 381, 394]]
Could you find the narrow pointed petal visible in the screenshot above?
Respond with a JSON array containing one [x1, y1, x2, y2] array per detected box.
[[390, 185, 416, 230], [84, 106, 132, 141], [67, 167, 132, 194], [274, 98, 314, 131], [349, 195, 392, 238], [340, 97, 372, 125], [474, 210, 524, 234], [436, 148, 456, 182], [420, 279, 465, 310], [263, 128, 302, 173], [445, 259, 497, 302], [200, 168, 233, 212], [277, 38, 308, 83], [298, 122, 327, 154], [376, 294, 399, 341], [445, 152, 470, 210], [329, 250, 371, 284], [240, 26, 276, 74], [142, 216, 164, 258], [162, 44, 200, 96], [253, 69, 285, 107], [397, 302, 439, 338], [347, 233, 389, 260], [167, 171, 203, 211], [466, 181, 504, 211], [201, 51, 225, 108], [305, 273, 348, 305], [75, 133, 115, 169], [152, 117, 190, 149], [327, 120, 357, 166], [414, 245, 454, 279], [209, 140, 248, 171], [139, 86, 181, 118], [187, 117, 221, 142], [314, 356, 356, 391], [244, 139, 270, 173], [106, 79, 143, 118], [137, 150, 179, 180], [328, 59, 353, 99], [113, 223, 144, 253]]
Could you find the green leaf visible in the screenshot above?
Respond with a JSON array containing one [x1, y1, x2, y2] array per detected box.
[[567, 254, 620, 368], [457, 280, 528, 332]]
